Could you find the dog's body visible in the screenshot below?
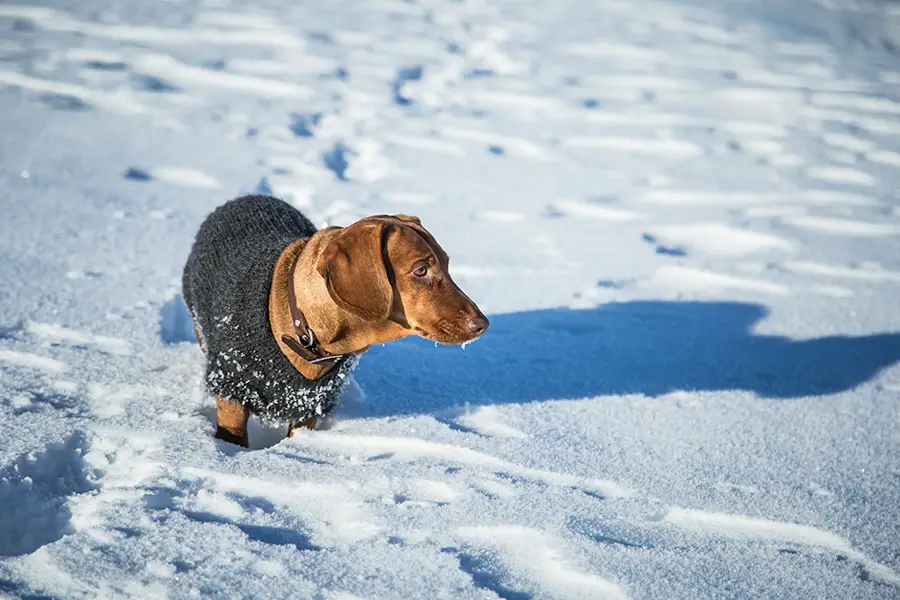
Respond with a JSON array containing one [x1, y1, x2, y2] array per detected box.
[[183, 195, 488, 447], [183, 196, 357, 428]]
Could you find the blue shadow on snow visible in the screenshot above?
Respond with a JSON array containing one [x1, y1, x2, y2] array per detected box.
[[159, 297, 900, 415], [348, 301, 900, 418]]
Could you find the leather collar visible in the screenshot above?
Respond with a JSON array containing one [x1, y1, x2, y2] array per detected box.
[[280, 241, 344, 366]]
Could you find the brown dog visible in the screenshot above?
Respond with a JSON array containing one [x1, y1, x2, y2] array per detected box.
[[183, 196, 488, 447]]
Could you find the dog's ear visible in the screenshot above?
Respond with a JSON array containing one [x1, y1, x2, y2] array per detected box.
[[316, 222, 393, 321]]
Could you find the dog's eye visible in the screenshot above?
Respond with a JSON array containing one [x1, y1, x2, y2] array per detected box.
[[413, 264, 428, 278]]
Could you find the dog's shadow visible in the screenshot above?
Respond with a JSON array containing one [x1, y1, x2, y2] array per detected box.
[[160, 294, 196, 345], [159, 297, 900, 420], [347, 300, 900, 418]]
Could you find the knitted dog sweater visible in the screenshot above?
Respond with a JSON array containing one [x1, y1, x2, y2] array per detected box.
[[182, 195, 357, 424]]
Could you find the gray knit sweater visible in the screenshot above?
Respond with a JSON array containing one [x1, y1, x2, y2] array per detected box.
[[182, 195, 357, 424]]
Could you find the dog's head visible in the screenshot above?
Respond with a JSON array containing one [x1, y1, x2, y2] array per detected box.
[[316, 214, 488, 345]]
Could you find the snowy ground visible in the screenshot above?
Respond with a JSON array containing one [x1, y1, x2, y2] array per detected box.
[[1, 0, 900, 598]]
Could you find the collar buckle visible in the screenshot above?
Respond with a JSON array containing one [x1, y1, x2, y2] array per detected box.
[[299, 328, 314, 348]]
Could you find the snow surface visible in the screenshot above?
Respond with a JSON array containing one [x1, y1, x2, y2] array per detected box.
[[1, 0, 900, 598]]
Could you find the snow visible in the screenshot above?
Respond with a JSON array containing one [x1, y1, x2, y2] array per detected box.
[[642, 223, 795, 257], [1, 0, 899, 598], [662, 507, 900, 588], [782, 215, 900, 237], [0, 350, 69, 375]]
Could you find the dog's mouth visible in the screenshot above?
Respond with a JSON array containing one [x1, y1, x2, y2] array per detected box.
[[414, 322, 482, 346]]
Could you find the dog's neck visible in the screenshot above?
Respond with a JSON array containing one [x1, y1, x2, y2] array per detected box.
[[269, 232, 411, 380], [269, 238, 338, 380]]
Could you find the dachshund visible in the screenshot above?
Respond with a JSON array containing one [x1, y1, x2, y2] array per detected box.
[[182, 195, 488, 447]]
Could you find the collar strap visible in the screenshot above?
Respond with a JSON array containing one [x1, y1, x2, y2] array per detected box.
[[281, 244, 343, 365]]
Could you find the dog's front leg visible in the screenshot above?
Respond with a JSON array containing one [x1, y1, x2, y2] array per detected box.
[[215, 395, 249, 447], [287, 416, 318, 438]]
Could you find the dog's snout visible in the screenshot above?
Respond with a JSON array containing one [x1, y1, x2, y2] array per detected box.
[[467, 314, 489, 336]]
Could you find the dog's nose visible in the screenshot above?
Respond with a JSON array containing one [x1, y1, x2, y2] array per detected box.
[[467, 314, 489, 336]]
